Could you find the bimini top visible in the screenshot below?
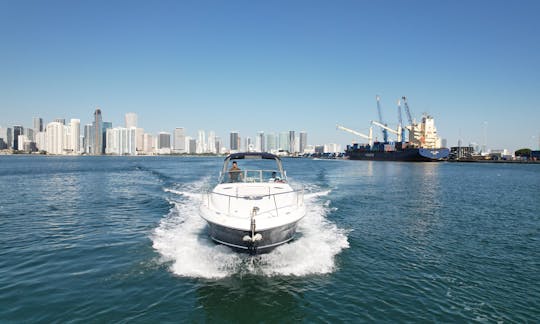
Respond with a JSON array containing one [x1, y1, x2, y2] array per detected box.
[[225, 152, 281, 161]]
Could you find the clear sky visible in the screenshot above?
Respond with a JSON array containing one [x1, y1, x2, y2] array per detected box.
[[1, 0, 539, 151]]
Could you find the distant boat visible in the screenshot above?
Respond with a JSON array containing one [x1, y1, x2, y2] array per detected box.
[[199, 152, 306, 253]]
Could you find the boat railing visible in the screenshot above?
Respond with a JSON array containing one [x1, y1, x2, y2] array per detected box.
[[202, 185, 304, 217], [219, 169, 286, 184]]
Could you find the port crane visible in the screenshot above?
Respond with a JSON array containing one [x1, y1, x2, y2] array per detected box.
[[376, 95, 389, 142], [397, 100, 406, 143], [336, 125, 373, 146], [401, 96, 414, 126], [371, 120, 402, 143]]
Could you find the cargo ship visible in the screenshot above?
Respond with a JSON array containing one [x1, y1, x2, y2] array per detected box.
[[338, 96, 450, 162]]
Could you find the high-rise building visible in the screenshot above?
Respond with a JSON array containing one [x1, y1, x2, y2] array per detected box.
[[54, 118, 66, 125], [83, 124, 92, 154], [70, 119, 81, 154], [33, 117, 43, 133], [197, 130, 206, 154], [173, 127, 186, 153], [288, 131, 296, 153], [35, 131, 46, 151], [0, 127, 12, 149], [46, 122, 65, 154], [256, 131, 265, 152], [207, 131, 216, 154], [143, 133, 154, 154], [230, 131, 239, 151], [158, 132, 171, 149], [125, 112, 137, 129], [13, 126, 24, 151], [215, 137, 222, 154], [245, 137, 253, 152], [102, 121, 112, 154], [266, 133, 276, 152], [299, 131, 307, 154], [26, 129, 34, 142], [105, 127, 136, 155], [136, 128, 144, 152], [92, 108, 103, 155], [189, 138, 197, 154], [279, 132, 289, 151]]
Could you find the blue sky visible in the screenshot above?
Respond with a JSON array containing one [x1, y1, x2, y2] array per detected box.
[[1, 0, 539, 151]]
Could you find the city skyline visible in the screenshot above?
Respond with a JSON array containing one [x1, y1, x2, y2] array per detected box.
[[1, 1, 539, 152], [0, 109, 324, 155]]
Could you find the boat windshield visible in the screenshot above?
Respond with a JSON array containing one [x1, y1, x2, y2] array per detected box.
[[219, 153, 286, 184]]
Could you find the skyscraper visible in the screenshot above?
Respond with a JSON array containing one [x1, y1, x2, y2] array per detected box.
[[173, 127, 186, 153], [13, 126, 23, 151], [125, 112, 137, 129], [45, 122, 65, 154], [158, 132, 171, 149], [102, 121, 112, 154], [33, 117, 43, 133], [299, 131, 307, 154], [266, 133, 276, 152], [197, 130, 206, 154], [207, 131, 216, 154], [70, 119, 81, 154], [83, 124, 92, 154], [230, 131, 239, 151], [0, 127, 12, 149], [256, 131, 265, 152], [279, 132, 289, 151], [54, 118, 66, 125], [288, 131, 296, 153], [92, 108, 103, 155]]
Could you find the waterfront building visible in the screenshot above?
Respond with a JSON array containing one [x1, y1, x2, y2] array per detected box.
[[279, 132, 289, 151], [324, 143, 341, 153], [135, 128, 144, 152], [215, 136, 222, 154], [70, 119, 81, 154], [45, 122, 65, 155], [299, 131, 307, 154], [197, 130, 206, 154], [230, 131, 239, 152], [102, 121, 112, 154], [158, 132, 171, 154], [173, 127, 186, 154], [266, 133, 277, 152], [207, 131, 216, 154], [289, 131, 296, 153], [125, 112, 137, 129], [92, 109, 103, 155], [256, 131, 265, 152], [26, 129, 34, 142], [17, 135, 28, 151], [245, 137, 253, 152], [83, 124, 92, 154], [188, 138, 197, 154], [0, 127, 12, 149], [105, 127, 136, 155], [13, 126, 24, 151], [143, 133, 154, 154], [35, 131, 46, 151], [33, 117, 43, 133]]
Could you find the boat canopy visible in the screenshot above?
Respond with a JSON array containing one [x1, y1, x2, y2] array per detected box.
[[225, 152, 281, 161], [220, 152, 285, 183]]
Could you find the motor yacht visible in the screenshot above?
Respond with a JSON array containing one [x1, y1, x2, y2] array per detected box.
[[199, 152, 306, 254]]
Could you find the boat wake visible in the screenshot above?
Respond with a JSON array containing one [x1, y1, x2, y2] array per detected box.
[[151, 179, 349, 279]]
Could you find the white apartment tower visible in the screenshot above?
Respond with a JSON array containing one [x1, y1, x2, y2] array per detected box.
[[45, 122, 65, 155], [173, 127, 186, 153]]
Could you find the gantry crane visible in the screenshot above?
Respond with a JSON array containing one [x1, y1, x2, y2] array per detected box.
[[401, 96, 414, 126], [336, 125, 373, 146], [397, 99, 405, 143], [376, 95, 388, 142]]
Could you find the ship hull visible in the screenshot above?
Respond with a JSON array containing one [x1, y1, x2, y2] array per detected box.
[[346, 148, 449, 162], [206, 220, 299, 254]]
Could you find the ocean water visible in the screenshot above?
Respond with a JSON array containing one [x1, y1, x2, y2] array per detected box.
[[0, 156, 538, 322]]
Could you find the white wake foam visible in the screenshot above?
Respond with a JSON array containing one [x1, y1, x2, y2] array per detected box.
[[151, 181, 349, 279]]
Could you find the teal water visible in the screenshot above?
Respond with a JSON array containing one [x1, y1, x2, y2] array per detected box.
[[0, 156, 538, 322]]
